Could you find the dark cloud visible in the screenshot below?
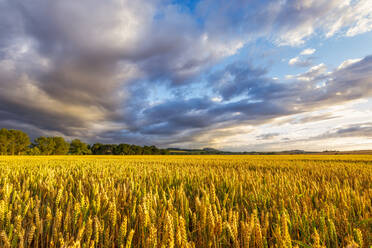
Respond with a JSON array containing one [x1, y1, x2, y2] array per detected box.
[[0, 0, 235, 139], [0, 0, 372, 149], [208, 63, 268, 100], [317, 123, 372, 139], [122, 56, 372, 146]]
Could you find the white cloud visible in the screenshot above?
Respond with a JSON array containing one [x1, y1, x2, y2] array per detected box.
[[300, 48, 316, 55], [211, 96, 222, 102], [288, 57, 300, 65], [287, 63, 328, 81], [337, 58, 363, 70], [276, 0, 372, 46], [346, 17, 372, 36], [288, 48, 316, 67], [288, 56, 312, 67]]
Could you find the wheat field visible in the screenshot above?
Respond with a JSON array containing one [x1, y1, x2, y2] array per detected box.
[[0, 155, 371, 248]]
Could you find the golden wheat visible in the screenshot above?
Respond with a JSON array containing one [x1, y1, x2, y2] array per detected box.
[[0, 155, 371, 247]]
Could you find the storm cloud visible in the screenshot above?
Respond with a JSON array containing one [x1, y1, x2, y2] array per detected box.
[[117, 55, 372, 147], [0, 0, 372, 149]]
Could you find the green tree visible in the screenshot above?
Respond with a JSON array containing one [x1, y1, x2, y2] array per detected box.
[[8, 129, 30, 155], [34, 137, 55, 155], [27, 146, 41, 155], [7, 130, 17, 155], [34, 136, 70, 155], [160, 149, 170, 155], [70, 139, 91, 155], [0, 128, 9, 155], [52, 137, 70, 155], [115, 144, 132, 155], [131, 145, 143, 155], [0, 129, 30, 155], [143, 146, 152, 155], [91, 143, 103, 155]]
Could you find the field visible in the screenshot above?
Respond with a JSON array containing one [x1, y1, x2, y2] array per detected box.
[[0, 155, 371, 248]]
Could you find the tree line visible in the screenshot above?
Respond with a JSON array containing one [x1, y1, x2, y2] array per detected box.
[[0, 128, 169, 155]]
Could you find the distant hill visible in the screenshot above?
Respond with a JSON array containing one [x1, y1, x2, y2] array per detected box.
[[167, 148, 372, 155], [167, 147, 233, 155], [313, 150, 372, 155]]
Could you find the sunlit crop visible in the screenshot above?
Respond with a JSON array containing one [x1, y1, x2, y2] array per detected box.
[[0, 155, 371, 247]]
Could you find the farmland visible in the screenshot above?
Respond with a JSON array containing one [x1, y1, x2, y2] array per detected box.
[[0, 155, 371, 247]]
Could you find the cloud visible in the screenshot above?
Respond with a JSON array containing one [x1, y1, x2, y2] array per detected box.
[[275, 0, 372, 45], [290, 113, 338, 124], [289, 57, 300, 65], [195, 0, 372, 46], [289, 48, 316, 67], [0, 0, 372, 149], [331, 123, 372, 137], [256, 133, 280, 140], [288, 56, 313, 67], [114, 55, 372, 147], [312, 122, 372, 139], [300, 48, 316, 55], [286, 63, 328, 81], [274, 112, 339, 126], [337, 58, 363, 70], [0, 0, 243, 138], [208, 63, 270, 101]]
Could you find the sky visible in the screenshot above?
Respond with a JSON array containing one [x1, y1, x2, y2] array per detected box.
[[0, 0, 372, 151]]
